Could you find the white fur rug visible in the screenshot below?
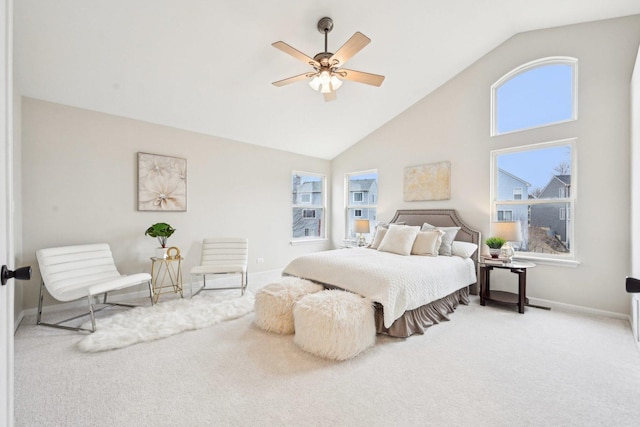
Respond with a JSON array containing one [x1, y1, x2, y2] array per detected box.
[[77, 291, 254, 352]]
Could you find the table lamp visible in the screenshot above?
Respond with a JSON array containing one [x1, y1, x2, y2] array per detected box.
[[491, 221, 523, 261], [354, 219, 370, 247]]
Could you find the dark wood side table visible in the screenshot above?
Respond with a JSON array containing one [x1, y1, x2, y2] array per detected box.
[[479, 259, 535, 313]]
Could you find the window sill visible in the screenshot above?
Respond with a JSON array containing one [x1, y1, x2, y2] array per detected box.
[[289, 238, 328, 246], [513, 254, 580, 268]]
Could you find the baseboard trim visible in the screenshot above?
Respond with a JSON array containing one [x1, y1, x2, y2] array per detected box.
[[527, 297, 629, 321], [14, 310, 24, 333]]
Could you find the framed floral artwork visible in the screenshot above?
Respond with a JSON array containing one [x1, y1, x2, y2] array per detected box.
[[137, 152, 187, 211]]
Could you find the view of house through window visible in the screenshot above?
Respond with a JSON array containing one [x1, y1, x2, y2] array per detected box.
[[346, 170, 378, 242], [292, 172, 325, 240], [492, 140, 575, 258]]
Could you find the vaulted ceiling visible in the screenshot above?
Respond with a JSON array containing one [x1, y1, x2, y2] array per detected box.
[[14, 0, 640, 159]]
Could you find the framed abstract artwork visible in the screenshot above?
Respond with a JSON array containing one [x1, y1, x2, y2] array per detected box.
[[403, 161, 451, 201], [137, 152, 187, 211]]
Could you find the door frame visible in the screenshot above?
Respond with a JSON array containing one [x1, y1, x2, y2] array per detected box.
[[1, 0, 14, 424]]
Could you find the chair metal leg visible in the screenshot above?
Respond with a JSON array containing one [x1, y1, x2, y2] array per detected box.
[[36, 281, 45, 326], [148, 280, 154, 305], [88, 296, 97, 333], [37, 281, 153, 333]]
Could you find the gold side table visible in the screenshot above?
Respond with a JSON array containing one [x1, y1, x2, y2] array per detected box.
[[150, 256, 183, 303]]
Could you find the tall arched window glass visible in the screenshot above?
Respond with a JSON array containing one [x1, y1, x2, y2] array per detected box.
[[491, 57, 577, 136]]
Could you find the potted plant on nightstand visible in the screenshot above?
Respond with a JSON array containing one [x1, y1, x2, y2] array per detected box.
[[485, 237, 506, 258], [145, 222, 176, 258]]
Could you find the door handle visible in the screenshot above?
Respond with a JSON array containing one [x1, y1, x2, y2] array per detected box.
[[1, 265, 32, 286]]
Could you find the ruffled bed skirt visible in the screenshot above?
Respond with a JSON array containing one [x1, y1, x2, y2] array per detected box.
[[375, 287, 469, 338]]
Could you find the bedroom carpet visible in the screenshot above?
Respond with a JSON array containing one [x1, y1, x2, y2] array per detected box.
[[14, 271, 640, 427]]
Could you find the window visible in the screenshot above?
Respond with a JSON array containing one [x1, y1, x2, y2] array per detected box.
[[513, 188, 523, 200], [491, 57, 577, 136], [346, 170, 378, 240], [491, 139, 576, 261], [292, 171, 325, 241], [498, 210, 513, 221], [299, 194, 311, 204]]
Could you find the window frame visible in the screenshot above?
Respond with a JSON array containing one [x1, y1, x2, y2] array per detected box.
[[491, 57, 578, 136], [291, 170, 327, 243], [353, 192, 364, 203], [490, 138, 578, 266]]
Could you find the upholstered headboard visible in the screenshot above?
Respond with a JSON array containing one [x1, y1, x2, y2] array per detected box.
[[389, 209, 481, 293]]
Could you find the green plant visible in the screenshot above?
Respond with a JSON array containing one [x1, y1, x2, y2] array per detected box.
[[145, 222, 176, 248], [485, 236, 506, 249]]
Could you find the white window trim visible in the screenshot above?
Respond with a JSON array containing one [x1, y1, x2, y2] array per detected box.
[[490, 138, 578, 264], [354, 209, 363, 218], [490, 56, 578, 137], [353, 192, 364, 203], [291, 170, 327, 243]]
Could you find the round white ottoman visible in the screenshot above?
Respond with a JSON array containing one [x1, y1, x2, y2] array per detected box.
[[254, 277, 324, 334], [293, 290, 376, 361]]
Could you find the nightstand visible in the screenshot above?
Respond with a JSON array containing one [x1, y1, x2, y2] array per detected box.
[[479, 259, 535, 313]]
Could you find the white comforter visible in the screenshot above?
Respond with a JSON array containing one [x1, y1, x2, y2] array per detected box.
[[282, 248, 476, 328]]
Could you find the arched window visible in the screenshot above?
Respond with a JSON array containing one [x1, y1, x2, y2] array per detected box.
[[491, 57, 577, 136]]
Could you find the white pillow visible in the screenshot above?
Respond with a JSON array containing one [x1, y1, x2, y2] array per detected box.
[[377, 225, 420, 256], [367, 222, 406, 249], [411, 230, 444, 256], [369, 227, 387, 249], [451, 241, 478, 259], [421, 223, 460, 256]]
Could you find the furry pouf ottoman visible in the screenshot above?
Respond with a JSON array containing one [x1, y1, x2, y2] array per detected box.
[[254, 277, 324, 334], [293, 290, 375, 361]]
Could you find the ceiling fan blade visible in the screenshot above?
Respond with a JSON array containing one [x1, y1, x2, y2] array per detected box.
[[323, 91, 337, 102], [329, 32, 371, 67], [272, 73, 313, 87], [272, 41, 320, 68], [339, 69, 385, 87]]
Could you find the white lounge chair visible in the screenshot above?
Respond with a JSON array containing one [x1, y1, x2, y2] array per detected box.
[[36, 243, 153, 332]]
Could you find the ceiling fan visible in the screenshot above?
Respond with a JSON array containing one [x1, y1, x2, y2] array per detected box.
[[272, 17, 385, 102]]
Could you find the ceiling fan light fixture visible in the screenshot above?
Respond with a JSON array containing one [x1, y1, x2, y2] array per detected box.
[[320, 82, 332, 94], [309, 75, 321, 91], [330, 75, 342, 90]]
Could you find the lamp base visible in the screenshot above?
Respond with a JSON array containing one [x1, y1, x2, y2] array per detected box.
[[357, 235, 367, 247]]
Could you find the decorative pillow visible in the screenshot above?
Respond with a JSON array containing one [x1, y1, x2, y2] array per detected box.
[[367, 221, 406, 249], [450, 241, 478, 259], [411, 229, 445, 256], [369, 227, 387, 249], [420, 223, 460, 256], [377, 225, 420, 256]]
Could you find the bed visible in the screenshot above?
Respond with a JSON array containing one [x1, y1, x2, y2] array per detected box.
[[283, 209, 481, 337]]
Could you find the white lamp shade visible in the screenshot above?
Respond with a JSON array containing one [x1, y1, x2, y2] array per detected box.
[[491, 221, 523, 242], [354, 219, 370, 234], [330, 75, 342, 90], [309, 76, 321, 91]]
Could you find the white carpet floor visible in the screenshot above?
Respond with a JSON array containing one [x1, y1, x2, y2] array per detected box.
[[14, 273, 640, 426]]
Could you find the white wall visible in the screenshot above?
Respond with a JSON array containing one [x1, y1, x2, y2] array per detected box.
[[332, 15, 640, 315], [19, 98, 331, 310]]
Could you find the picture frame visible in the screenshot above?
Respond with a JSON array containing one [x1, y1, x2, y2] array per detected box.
[[403, 161, 451, 201], [137, 152, 187, 211]]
